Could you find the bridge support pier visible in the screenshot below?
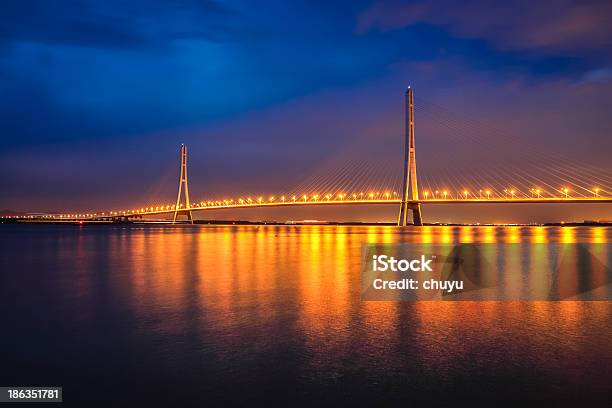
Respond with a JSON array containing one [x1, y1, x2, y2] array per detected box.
[[398, 87, 423, 226], [399, 202, 422, 226], [174, 210, 193, 223]]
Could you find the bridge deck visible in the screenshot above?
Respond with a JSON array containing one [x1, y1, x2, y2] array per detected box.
[[11, 197, 610, 220]]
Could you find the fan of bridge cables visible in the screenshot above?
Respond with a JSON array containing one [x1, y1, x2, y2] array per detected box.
[[288, 98, 612, 200]]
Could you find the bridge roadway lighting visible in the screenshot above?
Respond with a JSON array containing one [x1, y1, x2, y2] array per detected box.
[[339, 193, 345, 200], [385, 192, 390, 199], [281, 196, 285, 202], [536, 189, 540, 198], [485, 190, 491, 199], [424, 191, 429, 200], [594, 187, 599, 197], [313, 194, 319, 201], [292, 195, 296, 202], [463, 190, 468, 199], [369, 192, 374, 199], [303, 195, 308, 202], [326, 194, 331, 200], [510, 190, 515, 199], [443, 191, 448, 199], [563, 188, 569, 198]]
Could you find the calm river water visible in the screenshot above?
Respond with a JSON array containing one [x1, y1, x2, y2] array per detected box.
[[1, 225, 610, 405]]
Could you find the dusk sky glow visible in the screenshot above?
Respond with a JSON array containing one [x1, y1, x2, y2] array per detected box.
[[1, 0, 611, 222]]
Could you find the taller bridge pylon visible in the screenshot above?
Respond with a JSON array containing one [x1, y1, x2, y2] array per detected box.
[[398, 87, 423, 226]]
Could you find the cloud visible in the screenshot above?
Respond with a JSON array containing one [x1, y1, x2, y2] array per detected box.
[[579, 68, 612, 84], [356, 0, 612, 57]]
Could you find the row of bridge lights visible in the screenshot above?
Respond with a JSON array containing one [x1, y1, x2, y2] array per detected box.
[[96, 192, 398, 215], [423, 187, 603, 199], [230, 192, 396, 205], [186, 192, 393, 207], [122, 186, 604, 214]]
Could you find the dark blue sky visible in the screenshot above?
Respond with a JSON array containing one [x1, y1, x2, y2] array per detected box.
[[1, 0, 611, 220]]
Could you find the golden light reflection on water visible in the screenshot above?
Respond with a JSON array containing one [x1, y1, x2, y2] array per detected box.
[[71, 225, 611, 391], [562, 226, 577, 243], [531, 226, 547, 243], [458, 226, 474, 243], [504, 226, 521, 243], [482, 226, 496, 243], [592, 227, 606, 244]]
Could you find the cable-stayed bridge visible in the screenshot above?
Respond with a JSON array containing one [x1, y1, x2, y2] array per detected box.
[[9, 88, 612, 226]]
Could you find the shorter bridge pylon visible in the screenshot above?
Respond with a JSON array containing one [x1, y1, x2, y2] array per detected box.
[[173, 144, 193, 224]]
